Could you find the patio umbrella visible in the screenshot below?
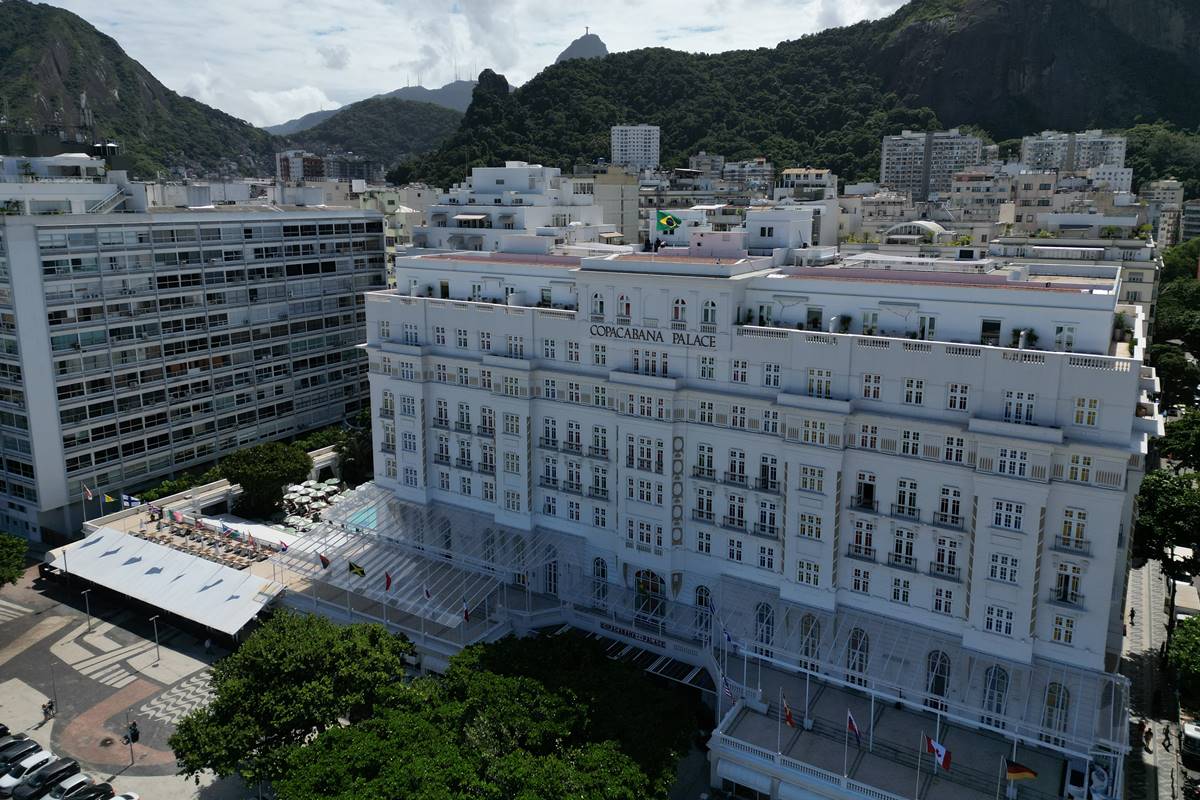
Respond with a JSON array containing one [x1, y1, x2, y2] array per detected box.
[[324, 478, 341, 486]]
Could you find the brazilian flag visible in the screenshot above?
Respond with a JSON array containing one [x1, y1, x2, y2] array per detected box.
[[348, 561, 366, 578], [656, 211, 681, 232]]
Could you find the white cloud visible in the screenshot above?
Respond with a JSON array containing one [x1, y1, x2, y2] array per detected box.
[[51, 0, 907, 126]]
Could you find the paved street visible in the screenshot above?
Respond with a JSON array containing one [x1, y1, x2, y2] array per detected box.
[[1123, 559, 1186, 800], [0, 566, 247, 799]]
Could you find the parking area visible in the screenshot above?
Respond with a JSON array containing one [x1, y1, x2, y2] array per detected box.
[[0, 565, 246, 799]]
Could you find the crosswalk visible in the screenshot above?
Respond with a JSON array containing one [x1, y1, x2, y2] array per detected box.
[[0, 597, 32, 624]]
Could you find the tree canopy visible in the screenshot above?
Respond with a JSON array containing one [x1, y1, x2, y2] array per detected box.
[[1134, 470, 1200, 637], [1149, 344, 1200, 410], [0, 533, 27, 587], [1169, 615, 1200, 707], [169, 610, 413, 785], [218, 442, 313, 518], [1157, 408, 1200, 471]]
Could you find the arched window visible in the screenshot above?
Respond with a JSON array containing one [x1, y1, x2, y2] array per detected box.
[[754, 602, 775, 657], [846, 628, 869, 686], [925, 650, 950, 711], [672, 298, 687, 322], [800, 614, 820, 672], [591, 292, 605, 317], [635, 569, 665, 624], [617, 294, 631, 320], [702, 300, 718, 325], [591, 558, 608, 608], [982, 666, 1009, 729], [694, 586, 711, 642], [1041, 683, 1070, 746]]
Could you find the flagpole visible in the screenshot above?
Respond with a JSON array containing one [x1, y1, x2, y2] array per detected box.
[[843, 713, 849, 777], [870, 694, 875, 752], [915, 730, 923, 800], [995, 754, 1004, 800], [804, 667, 810, 729], [776, 686, 782, 754]]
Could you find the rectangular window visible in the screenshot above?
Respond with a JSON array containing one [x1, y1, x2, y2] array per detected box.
[[761, 409, 779, 434], [543, 379, 557, 400], [593, 386, 607, 407], [403, 467, 418, 487], [566, 341, 580, 363], [901, 430, 921, 456], [400, 396, 416, 417], [728, 538, 743, 562], [933, 587, 953, 615], [504, 452, 520, 474], [592, 344, 607, 366], [763, 363, 781, 388], [797, 559, 820, 587], [457, 329, 468, 348], [992, 500, 1024, 531], [483, 481, 495, 502], [798, 466, 824, 494], [798, 513, 822, 539], [803, 419, 826, 445], [480, 369, 493, 391], [731, 360, 748, 383], [943, 436, 965, 464], [697, 530, 711, 554], [593, 507, 606, 528], [504, 490, 521, 512], [1073, 398, 1099, 426], [997, 448, 1028, 477], [989, 552, 1019, 583], [903, 378, 924, 405], [892, 578, 911, 604], [698, 401, 714, 424], [434, 326, 446, 345], [758, 545, 775, 570], [1003, 390, 1035, 424], [503, 413, 520, 435], [808, 369, 832, 398], [947, 383, 969, 411], [479, 331, 492, 351], [1052, 615, 1075, 645], [699, 356, 715, 380], [862, 373, 881, 400], [568, 500, 580, 521], [1068, 455, 1092, 483], [986, 605, 1014, 636], [852, 567, 870, 594], [730, 404, 747, 429], [543, 339, 556, 359]]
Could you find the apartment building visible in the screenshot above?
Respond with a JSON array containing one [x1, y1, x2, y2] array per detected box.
[[1183, 199, 1200, 243], [880, 129, 983, 202], [365, 232, 1158, 800], [722, 158, 775, 190], [948, 169, 1013, 223], [611, 124, 661, 170], [0, 157, 386, 540], [1021, 131, 1127, 172], [412, 162, 617, 251], [773, 168, 838, 201], [275, 149, 384, 184]]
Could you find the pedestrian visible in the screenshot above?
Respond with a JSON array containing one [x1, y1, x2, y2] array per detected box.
[[1145, 723, 1154, 752], [1129, 607, 1136, 625], [1162, 725, 1172, 751], [204, 637, 212, 655]]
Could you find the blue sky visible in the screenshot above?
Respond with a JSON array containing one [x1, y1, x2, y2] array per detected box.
[[55, 0, 906, 127]]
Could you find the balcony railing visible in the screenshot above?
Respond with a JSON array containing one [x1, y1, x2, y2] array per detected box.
[[890, 503, 920, 521], [692, 509, 714, 523], [929, 561, 961, 581], [724, 471, 748, 487], [378, 407, 394, 419], [754, 477, 780, 493], [431, 418, 450, 430], [454, 421, 472, 433], [846, 544, 876, 562], [588, 486, 610, 500], [692, 466, 716, 480], [562, 440, 583, 454], [753, 522, 779, 538], [433, 453, 451, 465], [538, 437, 559, 450], [932, 512, 965, 531], [1051, 537, 1092, 556], [562, 480, 583, 495], [588, 446, 609, 459], [539, 475, 559, 489], [454, 457, 473, 469], [851, 496, 878, 512], [380, 443, 395, 454], [476, 463, 495, 475], [888, 552, 917, 570], [1049, 588, 1085, 608], [721, 515, 747, 531], [476, 425, 495, 437]]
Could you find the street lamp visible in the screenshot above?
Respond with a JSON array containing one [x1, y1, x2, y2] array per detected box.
[[149, 615, 160, 665], [80, 589, 92, 633]]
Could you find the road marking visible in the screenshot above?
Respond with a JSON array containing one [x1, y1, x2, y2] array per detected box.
[[0, 616, 72, 667], [0, 597, 32, 624], [138, 671, 214, 724]]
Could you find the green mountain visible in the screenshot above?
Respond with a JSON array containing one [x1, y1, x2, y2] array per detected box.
[[284, 97, 462, 169], [0, 0, 276, 177], [398, 0, 1200, 189]]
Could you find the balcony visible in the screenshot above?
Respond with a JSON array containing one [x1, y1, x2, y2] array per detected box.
[[932, 512, 965, 531], [538, 436, 559, 450], [1049, 588, 1085, 608], [588, 486, 609, 500], [616, 315, 631, 325], [380, 443, 395, 454], [454, 421, 472, 434], [692, 466, 716, 481], [378, 407, 394, 419], [562, 440, 583, 454], [753, 522, 779, 538], [692, 509, 714, 523], [476, 463, 495, 475], [724, 471, 748, 487], [754, 477, 780, 494], [588, 445, 609, 460], [700, 323, 717, 334], [1051, 537, 1092, 556], [846, 544, 876, 562], [851, 496, 878, 513], [888, 552, 917, 571], [539, 475, 559, 490], [929, 561, 961, 581], [721, 515, 747, 532], [431, 418, 450, 430], [562, 480, 583, 495], [671, 320, 687, 331], [454, 457, 473, 470], [476, 425, 495, 437], [889, 504, 920, 522], [433, 453, 451, 465]]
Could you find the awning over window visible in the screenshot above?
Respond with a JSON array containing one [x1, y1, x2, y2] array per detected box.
[[453, 213, 487, 221]]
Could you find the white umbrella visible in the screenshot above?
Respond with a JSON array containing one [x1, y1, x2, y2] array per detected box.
[[304, 480, 321, 488], [311, 500, 329, 510], [324, 478, 341, 486]]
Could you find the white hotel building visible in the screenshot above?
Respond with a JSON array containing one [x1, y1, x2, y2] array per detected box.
[[359, 231, 1158, 800]]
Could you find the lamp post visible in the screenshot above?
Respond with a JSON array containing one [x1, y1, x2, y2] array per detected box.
[[149, 615, 160, 666], [80, 589, 92, 633]]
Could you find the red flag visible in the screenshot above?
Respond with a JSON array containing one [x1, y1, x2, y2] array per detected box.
[[847, 710, 862, 747], [462, 600, 470, 623], [925, 735, 951, 771], [783, 694, 795, 729], [82, 484, 94, 501], [385, 571, 392, 591], [279, 540, 288, 552], [318, 553, 330, 569]]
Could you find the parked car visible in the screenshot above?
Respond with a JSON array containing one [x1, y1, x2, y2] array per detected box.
[[46, 775, 92, 800], [0, 741, 39, 772], [0, 753, 53, 796], [12, 759, 79, 800], [1184, 721, 1200, 769], [65, 787, 111, 800], [0, 737, 30, 759]]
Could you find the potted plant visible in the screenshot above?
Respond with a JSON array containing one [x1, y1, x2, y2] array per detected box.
[[838, 315, 851, 333]]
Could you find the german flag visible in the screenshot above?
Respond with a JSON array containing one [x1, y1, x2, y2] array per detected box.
[[1005, 759, 1037, 781], [348, 561, 366, 578]]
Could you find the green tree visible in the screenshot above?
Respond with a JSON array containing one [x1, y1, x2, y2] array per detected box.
[[1161, 237, 1200, 284], [1169, 615, 1200, 707], [218, 442, 312, 518], [0, 533, 28, 587], [1134, 470, 1200, 638], [1149, 343, 1200, 410], [336, 410, 374, 487], [1157, 408, 1200, 471], [292, 426, 345, 454], [169, 610, 413, 785]]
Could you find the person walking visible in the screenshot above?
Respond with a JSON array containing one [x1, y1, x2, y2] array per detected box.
[[204, 637, 212, 655]]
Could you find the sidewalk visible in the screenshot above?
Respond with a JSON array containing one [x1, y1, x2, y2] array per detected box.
[[1122, 560, 1183, 800]]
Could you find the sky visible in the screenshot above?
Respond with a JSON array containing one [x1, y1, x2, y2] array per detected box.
[[54, 0, 907, 128]]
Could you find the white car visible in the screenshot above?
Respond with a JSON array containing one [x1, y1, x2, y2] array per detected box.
[[47, 774, 92, 800], [0, 752, 53, 796]]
